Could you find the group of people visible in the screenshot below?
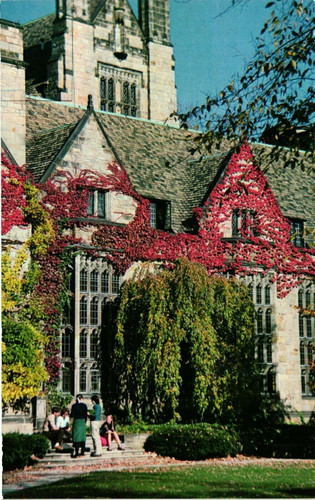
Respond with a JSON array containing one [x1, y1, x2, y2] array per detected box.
[[42, 394, 124, 458]]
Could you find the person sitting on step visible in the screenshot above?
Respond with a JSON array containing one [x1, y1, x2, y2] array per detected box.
[[56, 408, 71, 442], [100, 414, 124, 451], [42, 407, 64, 451]]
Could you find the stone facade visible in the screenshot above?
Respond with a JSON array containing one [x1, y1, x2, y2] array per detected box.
[[1, 0, 314, 425], [0, 20, 26, 166]]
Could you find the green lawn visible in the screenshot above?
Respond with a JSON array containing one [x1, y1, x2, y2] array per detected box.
[[4, 463, 315, 498]]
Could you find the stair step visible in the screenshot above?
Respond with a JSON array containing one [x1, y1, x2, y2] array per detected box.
[[34, 451, 155, 468]]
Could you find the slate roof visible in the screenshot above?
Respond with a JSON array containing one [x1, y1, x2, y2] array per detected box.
[[25, 97, 314, 237], [23, 14, 55, 48]]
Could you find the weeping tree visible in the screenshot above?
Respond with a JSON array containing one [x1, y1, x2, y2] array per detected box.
[[102, 259, 259, 424]]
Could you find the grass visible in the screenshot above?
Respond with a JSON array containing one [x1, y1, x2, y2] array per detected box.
[[4, 463, 315, 498]]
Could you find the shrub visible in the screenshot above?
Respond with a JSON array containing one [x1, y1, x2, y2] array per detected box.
[[144, 423, 240, 460], [29, 433, 50, 459], [272, 424, 315, 458], [2, 432, 50, 471]]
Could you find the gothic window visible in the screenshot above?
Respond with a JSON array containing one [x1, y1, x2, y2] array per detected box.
[[266, 338, 272, 363], [256, 284, 262, 304], [258, 338, 264, 363], [300, 342, 305, 365], [301, 373, 306, 394], [306, 317, 312, 337], [307, 343, 313, 363], [257, 309, 263, 334], [122, 82, 137, 117], [267, 371, 276, 394], [290, 219, 304, 247], [265, 309, 272, 334], [248, 284, 253, 301], [80, 269, 87, 292], [90, 270, 98, 292], [90, 330, 98, 359], [150, 200, 171, 230], [101, 270, 109, 293], [100, 77, 115, 112], [62, 328, 72, 358], [306, 291, 311, 308], [298, 290, 303, 308], [90, 297, 98, 325], [80, 297, 87, 324], [232, 210, 239, 237], [91, 369, 100, 392], [80, 330, 88, 358], [299, 314, 304, 337], [112, 273, 120, 295], [87, 190, 107, 218], [79, 368, 87, 392], [62, 366, 72, 393], [265, 286, 271, 305]]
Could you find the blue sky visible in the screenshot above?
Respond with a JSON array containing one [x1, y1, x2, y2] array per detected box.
[[1, 0, 270, 113]]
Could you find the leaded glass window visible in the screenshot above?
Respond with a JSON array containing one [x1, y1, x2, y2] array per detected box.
[[300, 342, 305, 365], [90, 330, 98, 359], [80, 330, 87, 358], [265, 309, 272, 334], [266, 339, 272, 363], [101, 271, 109, 293], [90, 297, 98, 325], [80, 269, 87, 292], [257, 309, 263, 334], [112, 273, 120, 294], [90, 270, 98, 292], [62, 328, 72, 358], [80, 369, 87, 392], [265, 286, 271, 305], [256, 284, 262, 304], [80, 297, 87, 324]]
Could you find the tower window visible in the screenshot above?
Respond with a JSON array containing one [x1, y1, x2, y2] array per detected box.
[[100, 77, 115, 112], [90, 297, 98, 325], [80, 297, 87, 325]]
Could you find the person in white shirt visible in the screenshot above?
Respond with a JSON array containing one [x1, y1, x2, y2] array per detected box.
[[56, 408, 71, 442]]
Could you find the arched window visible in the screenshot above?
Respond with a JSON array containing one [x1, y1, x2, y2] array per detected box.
[[256, 284, 262, 304], [299, 314, 304, 337], [306, 290, 311, 308], [307, 343, 313, 363], [91, 369, 100, 392], [80, 269, 87, 292], [80, 330, 87, 358], [300, 342, 305, 365], [265, 285, 271, 305], [257, 309, 263, 334], [265, 309, 272, 334], [112, 273, 120, 294], [298, 290, 303, 308], [90, 329, 98, 359], [80, 297, 87, 325], [80, 366, 87, 392], [306, 317, 312, 337], [62, 365, 72, 393], [90, 270, 98, 292], [90, 297, 98, 325], [101, 270, 109, 293], [258, 338, 264, 363], [62, 328, 72, 358], [266, 338, 272, 364]]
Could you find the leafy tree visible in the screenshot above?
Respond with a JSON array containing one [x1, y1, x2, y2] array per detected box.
[[178, 0, 314, 171], [102, 259, 258, 424]]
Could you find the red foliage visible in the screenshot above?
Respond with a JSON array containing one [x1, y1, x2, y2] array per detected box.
[[1, 154, 28, 234]]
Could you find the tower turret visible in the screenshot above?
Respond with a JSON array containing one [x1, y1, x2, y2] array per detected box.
[[138, 0, 171, 45]]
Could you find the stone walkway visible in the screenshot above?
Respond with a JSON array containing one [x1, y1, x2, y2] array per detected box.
[[3, 456, 315, 497]]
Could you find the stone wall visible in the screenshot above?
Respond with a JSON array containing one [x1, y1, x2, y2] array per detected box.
[[1, 21, 26, 165]]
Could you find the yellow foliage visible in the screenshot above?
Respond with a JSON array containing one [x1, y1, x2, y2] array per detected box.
[[1, 246, 28, 313]]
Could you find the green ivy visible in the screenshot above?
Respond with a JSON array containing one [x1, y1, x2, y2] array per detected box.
[[103, 259, 258, 424]]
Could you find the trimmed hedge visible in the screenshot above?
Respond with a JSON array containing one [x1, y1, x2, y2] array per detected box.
[[144, 423, 240, 460], [3, 432, 50, 471]]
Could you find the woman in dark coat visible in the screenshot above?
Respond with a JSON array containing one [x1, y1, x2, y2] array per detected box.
[[70, 394, 88, 458]]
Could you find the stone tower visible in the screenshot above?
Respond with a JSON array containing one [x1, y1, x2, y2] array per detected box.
[[138, 0, 176, 121], [24, 0, 177, 122]]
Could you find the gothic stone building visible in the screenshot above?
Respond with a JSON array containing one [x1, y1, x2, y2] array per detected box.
[[1, 0, 314, 423]]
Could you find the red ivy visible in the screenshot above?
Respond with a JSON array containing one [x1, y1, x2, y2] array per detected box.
[[1, 154, 29, 234]]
